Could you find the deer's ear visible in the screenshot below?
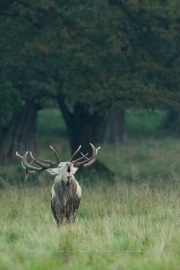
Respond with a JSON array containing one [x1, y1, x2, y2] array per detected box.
[[46, 168, 60, 175], [73, 167, 78, 174]]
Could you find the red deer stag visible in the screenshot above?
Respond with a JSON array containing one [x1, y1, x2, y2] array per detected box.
[[16, 143, 101, 226]]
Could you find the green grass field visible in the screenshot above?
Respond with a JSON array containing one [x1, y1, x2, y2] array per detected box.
[[0, 109, 179, 269]]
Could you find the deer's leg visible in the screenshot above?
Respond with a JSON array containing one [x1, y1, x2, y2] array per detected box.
[[67, 195, 81, 223], [66, 201, 74, 224], [58, 205, 66, 225], [51, 198, 59, 224], [51, 198, 66, 226]]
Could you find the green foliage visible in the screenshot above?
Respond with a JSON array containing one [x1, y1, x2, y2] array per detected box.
[[0, 0, 179, 114], [125, 109, 166, 137], [0, 1, 179, 161], [0, 82, 20, 126], [36, 108, 69, 152]]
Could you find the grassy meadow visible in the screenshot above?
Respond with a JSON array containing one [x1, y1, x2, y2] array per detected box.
[[0, 109, 179, 270]]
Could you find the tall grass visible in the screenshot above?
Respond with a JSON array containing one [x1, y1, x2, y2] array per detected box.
[[0, 109, 179, 269], [0, 181, 179, 269]]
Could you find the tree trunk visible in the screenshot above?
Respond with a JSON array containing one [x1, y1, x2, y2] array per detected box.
[[163, 108, 180, 131], [102, 106, 125, 144], [0, 101, 38, 162], [57, 99, 103, 153], [57, 95, 114, 176]]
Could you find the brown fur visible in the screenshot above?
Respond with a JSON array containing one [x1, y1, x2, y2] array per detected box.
[[51, 174, 81, 225]]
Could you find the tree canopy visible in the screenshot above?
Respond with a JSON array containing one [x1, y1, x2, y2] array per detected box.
[[0, 0, 179, 160]]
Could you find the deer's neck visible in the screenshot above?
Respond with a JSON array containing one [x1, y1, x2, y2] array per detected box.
[[55, 171, 75, 183]]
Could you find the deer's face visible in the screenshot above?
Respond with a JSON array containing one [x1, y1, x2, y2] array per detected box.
[[45, 162, 78, 177], [59, 162, 78, 178]]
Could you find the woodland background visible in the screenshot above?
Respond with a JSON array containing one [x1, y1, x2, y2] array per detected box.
[[0, 1, 179, 269]]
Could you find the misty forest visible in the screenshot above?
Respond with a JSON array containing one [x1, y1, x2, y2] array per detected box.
[[0, 1, 179, 270]]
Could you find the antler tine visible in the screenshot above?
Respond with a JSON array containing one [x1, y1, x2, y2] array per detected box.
[[82, 144, 101, 167], [16, 151, 42, 171], [16, 153, 35, 182], [50, 145, 61, 163], [16, 151, 28, 160], [72, 144, 101, 167], [29, 151, 53, 168], [24, 160, 35, 184], [21, 160, 35, 181], [16, 146, 61, 182], [69, 145, 81, 162], [71, 153, 88, 163], [32, 145, 60, 166], [80, 152, 88, 160]]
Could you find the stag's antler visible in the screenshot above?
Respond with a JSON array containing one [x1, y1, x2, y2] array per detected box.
[[16, 146, 61, 181], [16, 146, 60, 171], [70, 143, 101, 167]]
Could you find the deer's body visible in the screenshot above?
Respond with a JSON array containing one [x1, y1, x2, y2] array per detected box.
[[50, 163, 82, 225], [16, 144, 100, 226]]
